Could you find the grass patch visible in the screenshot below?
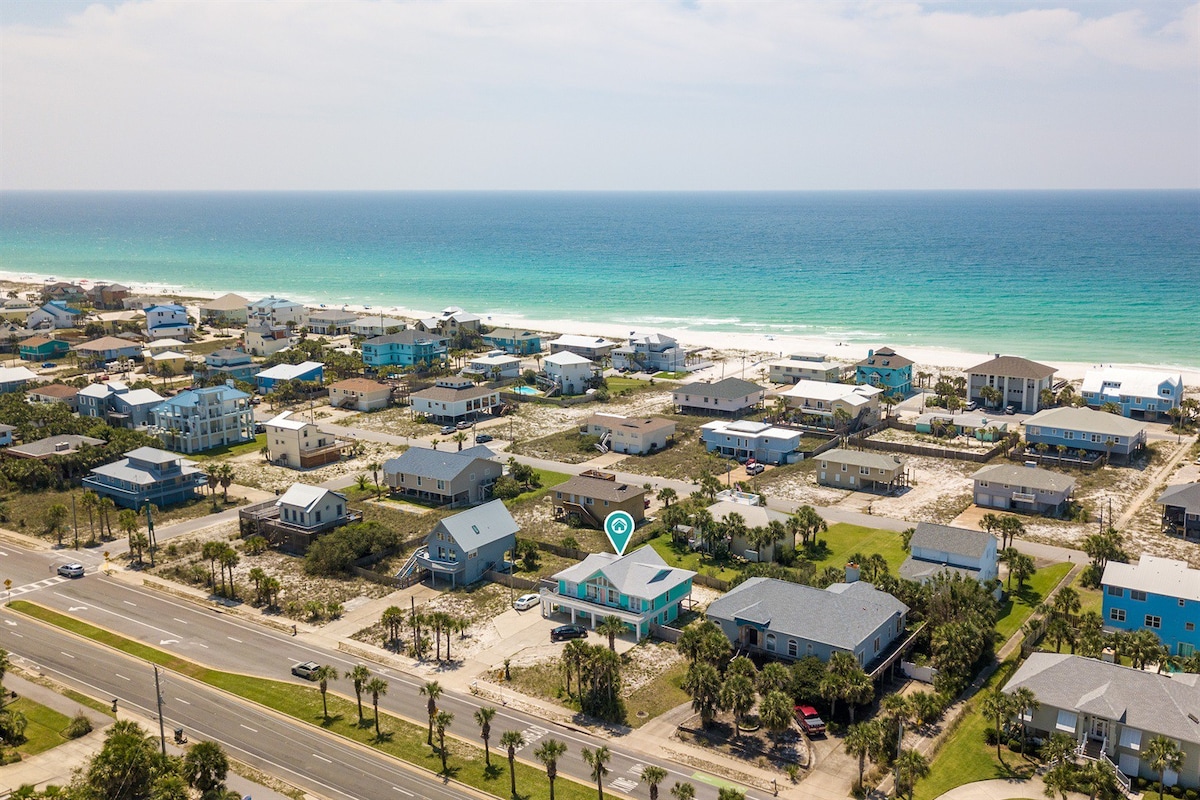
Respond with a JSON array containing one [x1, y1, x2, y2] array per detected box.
[[612, 417, 726, 482], [510, 469, 571, 503], [914, 657, 1036, 800], [653, 371, 690, 380], [9, 602, 607, 800], [807, 523, 910, 573], [1071, 572, 1104, 617], [183, 336, 240, 356], [994, 561, 1072, 641], [180, 433, 268, 461], [605, 377, 662, 396], [646, 532, 741, 582], [5, 696, 74, 756], [510, 429, 606, 465], [625, 659, 689, 729]]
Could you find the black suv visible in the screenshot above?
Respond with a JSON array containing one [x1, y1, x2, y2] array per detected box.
[[550, 624, 588, 642]]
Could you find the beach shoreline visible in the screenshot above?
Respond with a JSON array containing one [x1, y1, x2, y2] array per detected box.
[[4, 268, 1198, 386]]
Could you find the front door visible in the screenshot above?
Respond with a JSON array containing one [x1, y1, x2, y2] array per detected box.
[[744, 627, 758, 647], [1090, 717, 1109, 741]]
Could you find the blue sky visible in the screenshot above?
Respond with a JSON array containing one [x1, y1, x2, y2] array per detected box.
[[1, 0, 1196, 190]]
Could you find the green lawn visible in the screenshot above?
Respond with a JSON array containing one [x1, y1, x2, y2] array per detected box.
[[510, 469, 571, 503], [625, 659, 689, 729], [914, 657, 1036, 800], [9, 602, 612, 800], [994, 561, 1072, 641], [5, 696, 74, 756], [808, 523, 910, 573], [653, 371, 690, 380], [646, 532, 741, 582], [1070, 571, 1104, 616], [605, 377, 661, 395], [180, 433, 268, 461]]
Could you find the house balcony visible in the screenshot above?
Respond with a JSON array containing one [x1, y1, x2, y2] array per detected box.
[[414, 548, 466, 577], [1012, 492, 1038, 503], [539, 587, 647, 629]]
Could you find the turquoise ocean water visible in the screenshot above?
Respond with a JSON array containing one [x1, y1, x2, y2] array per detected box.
[[0, 191, 1197, 368]]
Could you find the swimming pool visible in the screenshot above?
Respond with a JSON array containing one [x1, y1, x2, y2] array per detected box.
[[512, 386, 540, 396]]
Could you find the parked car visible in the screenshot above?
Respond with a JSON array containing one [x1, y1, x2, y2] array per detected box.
[[795, 705, 826, 736], [746, 462, 765, 476], [253, 423, 266, 434], [550, 624, 588, 642], [1005, 405, 1016, 415], [456, 420, 473, 430], [41, 362, 56, 369], [513, 593, 540, 611], [56, 563, 85, 578], [475, 433, 493, 443], [291, 661, 320, 680], [965, 400, 978, 411], [439, 425, 456, 435]]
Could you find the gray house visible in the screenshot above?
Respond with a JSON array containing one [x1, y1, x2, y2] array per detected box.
[[706, 576, 908, 668], [382, 445, 500, 507], [1004, 652, 1200, 790], [1160, 483, 1200, 542], [900, 523, 999, 586], [1023, 407, 1147, 462], [972, 463, 1075, 516], [415, 500, 518, 587]]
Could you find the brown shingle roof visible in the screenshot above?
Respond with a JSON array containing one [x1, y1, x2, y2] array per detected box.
[[412, 384, 498, 403], [555, 474, 646, 503], [966, 355, 1056, 380], [29, 383, 79, 399], [857, 347, 914, 369], [21, 335, 57, 348], [329, 378, 390, 393]]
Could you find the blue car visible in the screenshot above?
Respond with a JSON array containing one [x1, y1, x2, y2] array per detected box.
[[42, 362, 56, 368]]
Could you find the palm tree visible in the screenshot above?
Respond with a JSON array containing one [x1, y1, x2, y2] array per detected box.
[[895, 748, 930, 800], [682, 662, 722, 727], [789, 505, 827, 547], [434, 710, 454, 772], [534, 738, 568, 800], [1144, 735, 1183, 800], [43, 503, 69, 547], [500, 730, 526, 800], [845, 721, 880, 789], [759, 689, 795, 744], [474, 706, 497, 767], [596, 615, 625, 652], [79, 490, 98, 544], [1009, 687, 1039, 752], [182, 739, 229, 794], [368, 461, 383, 498], [979, 686, 1015, 761], [343, 665, 371, 726], [719, 672, 755, 738], [670, 783, 696, 800], [419, 680, 442, 745], [641, 765, 668, 800], [657, 487, 677, 507], [843, 671, 875, 723], [582, 745, 611, 800], [365, 676, 388, 737], [312, 665, 339, 720]]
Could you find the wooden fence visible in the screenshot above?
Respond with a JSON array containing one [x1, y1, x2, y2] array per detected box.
[[483, 570, 542, 590]]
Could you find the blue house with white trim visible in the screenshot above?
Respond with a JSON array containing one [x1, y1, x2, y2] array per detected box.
[[255, 360, 324, 394], [1081, 368, 1184, 422], [1023, 406, 1147, 462], [855, 347, 913, 397], [1102, 555, 1200, 657], [362, 331, 449, 369], [83, 447, 207, 509], [143, 304, 194, 341]]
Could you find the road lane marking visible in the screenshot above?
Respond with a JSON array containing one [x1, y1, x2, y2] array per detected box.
[[9, 632, 22, 638], [392, 788, 414, 796], [115, 674, 130, 681], [312, 754, 332, 763], [175, 698, 191, 705], [240, 724, 258, 733], [173, 618, 189, 624], [227, 636, 243, 643], [52, 592, 182, 639], [60, 651, 75, 658], [123, 600, 137, 606]]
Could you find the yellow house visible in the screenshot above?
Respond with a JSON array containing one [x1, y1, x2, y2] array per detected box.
[[149, 350, 188, 375]]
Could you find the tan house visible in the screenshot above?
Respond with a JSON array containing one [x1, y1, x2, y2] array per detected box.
[[553, 470, 646, 529], [581, 413, 676, 455], [816, 448, 907, 493], [244, 323, 295, 357], [411, 376, 502, 421], [966, 355, 1057, 414], [382, 445, 501, 507], [767, 353, 844, 384], [148, 350, 188, 376], [200, 293, 250, 327], [672, 378, 766, 417], [328, 378, 392, 412], [264, 411, 344, 469], [776, 380, 882, 427], [93, 310, 143, 333], [26, 383, 80, 410]]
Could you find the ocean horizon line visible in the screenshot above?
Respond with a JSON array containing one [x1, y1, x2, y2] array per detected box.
[[3, 188, 1199, 196]]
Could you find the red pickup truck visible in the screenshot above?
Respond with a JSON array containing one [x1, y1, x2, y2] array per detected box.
[[795, 705, 826, 736]]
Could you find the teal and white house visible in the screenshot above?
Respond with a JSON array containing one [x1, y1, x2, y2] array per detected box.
[[541, 546, 695, 639], [481, 328, 542, 355], [1102, 555, 1199, 657], [1081, 367, 1184, 422], [362, 330, 448, 369], [855, 347, 913, 396]]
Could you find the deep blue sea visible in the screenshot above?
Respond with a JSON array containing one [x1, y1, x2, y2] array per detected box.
[[1, 191, 1197, 367]]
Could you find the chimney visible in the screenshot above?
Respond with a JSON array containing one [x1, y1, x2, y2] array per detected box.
[[995, 353, 1001, 360], [845, 562, 860, 583], [867, 349, 874, 359]]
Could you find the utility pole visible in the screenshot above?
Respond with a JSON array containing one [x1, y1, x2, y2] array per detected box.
[[154, 666, 167, 756], [71, 493, 79, 550]]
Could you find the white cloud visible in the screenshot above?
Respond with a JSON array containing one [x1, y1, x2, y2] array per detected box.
[[1, 0, 1196, 188]]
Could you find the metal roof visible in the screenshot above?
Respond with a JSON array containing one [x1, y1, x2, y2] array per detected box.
[[1102, 555, 1200, 604], [972, 463, 1075, 493], [382, 445, 497, 482], [433, 500, 519, 552]]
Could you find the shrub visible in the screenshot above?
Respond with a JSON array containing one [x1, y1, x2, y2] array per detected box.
[[64, 712, 93, 739], [304, 521, 399, 576], [1006, 738, 1023, 752]]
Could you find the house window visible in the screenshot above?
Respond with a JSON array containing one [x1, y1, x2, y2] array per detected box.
[[1064, 431, 1074, 440], [788, 640, 798, 657], [1185, 622, 1194, 632], [1055, 710, 1078, 733], [1110, 608, 1126, 622], [1179, 599, 1186, 607], [874, 637, 880, 653], [766, 634, 776, 652], [860, 466, 869, 475], [1145, 615, 1161, 629], [1119, 728, 1142, 751], [1130, 590, 1147, 602], [314, 511, 321, 523], [1107, 586, 1124, 597]]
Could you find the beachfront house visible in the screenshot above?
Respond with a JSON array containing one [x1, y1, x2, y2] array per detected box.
[[816, 448, 907, 493], [1081, 367, 1184, 421], [41, 282, 86, 304], [328, 378, 392, 411], [143, 304, 194, 341], [914, 412, 1008, 441], [552, 470, 646, 529], [900, 522, 999, 586], [972, 462, 1075, 516], [541, 351, 597, 396], [27, 301, 81, 330], [463, 353, 521, 382], [86, 283, 131, 309], [777, 380, 882, 428], [3, 434, 105, 461], [255, 361, 324, 394], [966, 354, 1057, 413], [27, 383, 80, 410], [17, 336, 70, 362], [199, 293, 249, 326], [303, 309, 358, 336], [1102, 555, 1199, 656], [83, 447, 207, 509], [410, 376, 502, 422], [0, 366, 38, 394], [1159, 483, 1200, 542], [204, 349, 261, 382], [700, 419, 805, 465], [708, 495, 793, 562], [93, 310, 143, 333], [541, 546, 695, 639], [481, 328, 542, 355], [1004, 652, 1200, 790], [768, 353, 844, 384], [548, 335, 621, 361], [264, 410, 345, 468], [855, 347, 913, 396], [706, 575, 908, 667], [74, 336, 142, 366], [77, 381, 164, 429], [361, 330, 448, 369], [247, 296, 306, 327], [611, 332, 690, 373], [244, 322, 296, 356], [582, 413, 676, 455], [415, 307, 481, 339], [1023, 406, 1147, 462], [415, 500, 519, 588], [348, 316, 407, 338], [150, 384, 255, 454], [673, 377, 765, 417], [383, 445, 501, 507]]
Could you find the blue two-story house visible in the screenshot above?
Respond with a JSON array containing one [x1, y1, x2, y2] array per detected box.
[[143, 304, 194, 341], [1102, 555, 1199, 657], [362, 331, 449, 369], [480, 328, 542, 356], [83, 447, 207, 509], [414, 500, 518, 587], [1081, 367, 1184, 422], [1023, 406, 1147, 462], [542, 546, 695, 640], [204, 348, 261, 382], [855, 347, 913, 397], [254, 360, 324, 394]]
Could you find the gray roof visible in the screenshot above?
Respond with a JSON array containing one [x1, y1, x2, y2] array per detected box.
[[706, 577, 908, 653], [972, 463, 1075, 493], [383, 445, 496, 482], [675, 377, 764, 401], [1025, 406, 1146, 438], [899, 560, 980, 583], [1159, 482, 1200, 515], [7, 434, 106, 458], [1004, 652, 1200, 746], [911, 522, 995, 560], [365, 330, 447, 346], [126, 447, 184, 466], [553, 546, 694, 599], [90, 452, 202, 486], [433, 500, 519, 551], [819, 448, 904, 472]]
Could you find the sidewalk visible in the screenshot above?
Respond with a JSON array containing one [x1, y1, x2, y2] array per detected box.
[[933, 776, 1089, 800]]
